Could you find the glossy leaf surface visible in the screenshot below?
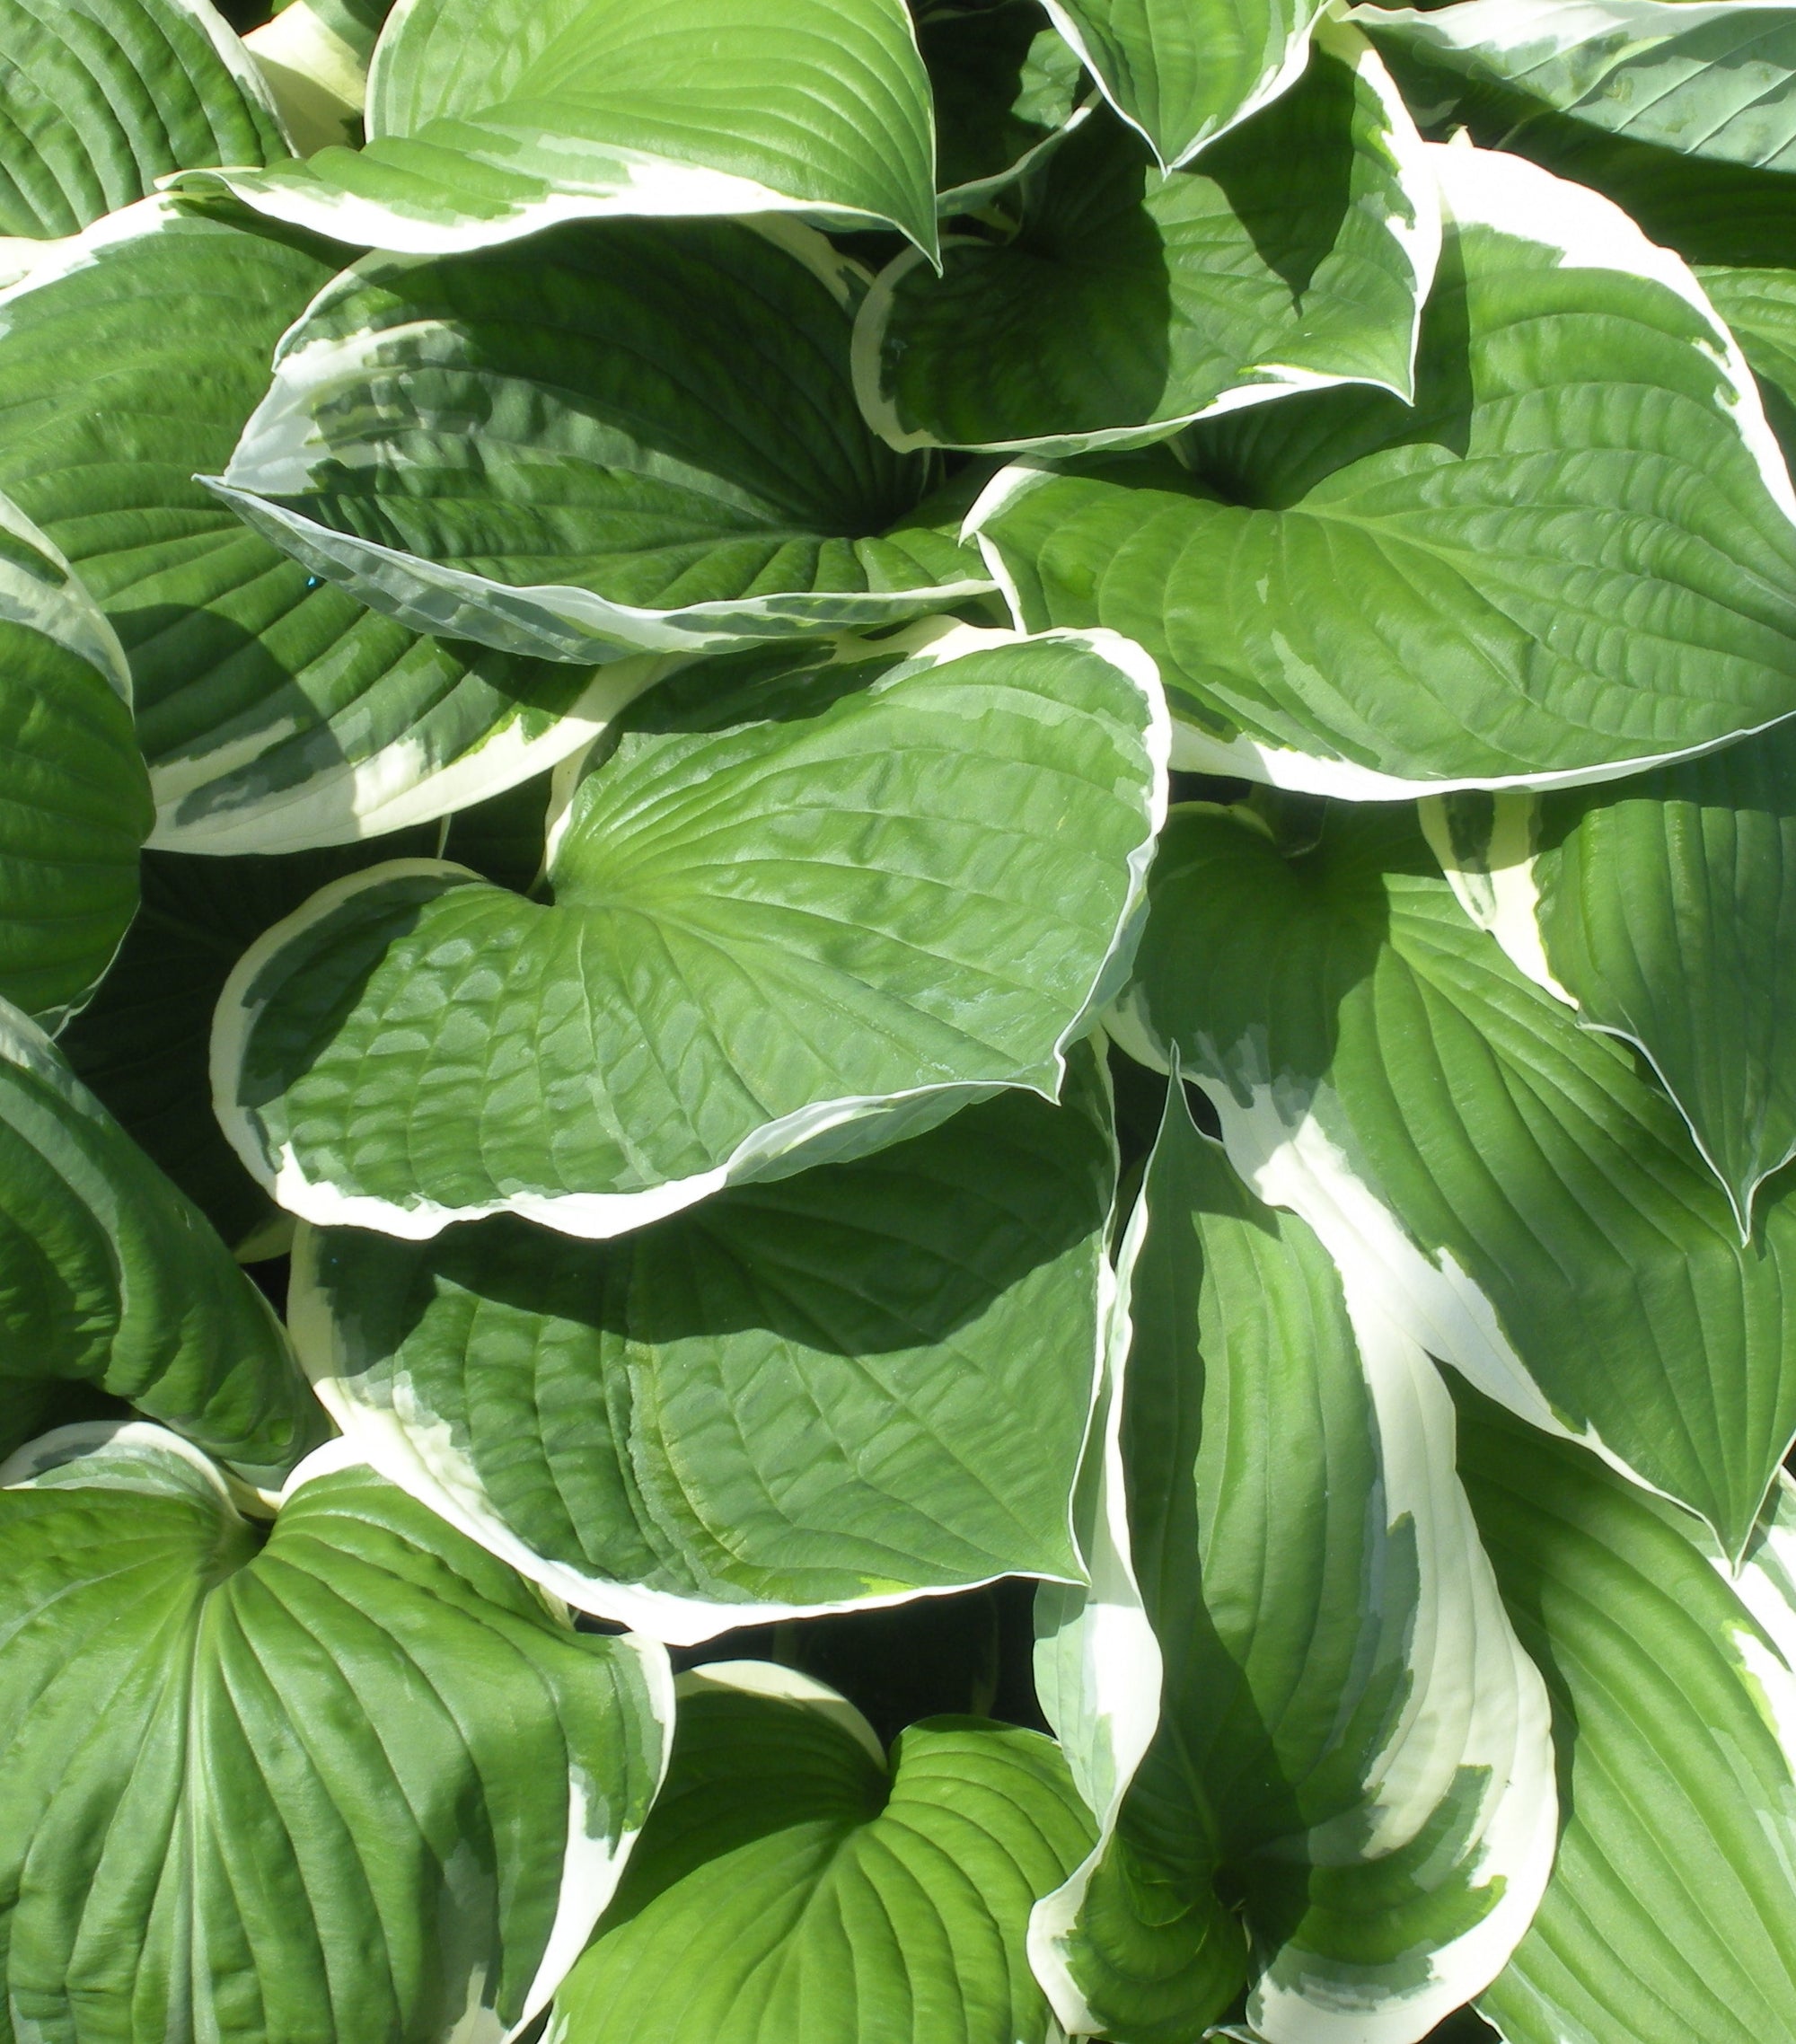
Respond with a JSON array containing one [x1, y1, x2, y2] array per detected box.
[[552, 1663, 1093, 2044], [970, 144, 1796, 793], [215, 626, 1166, 1240], [177, 0, 939, 259], [0, 1427, 674, 2044], [1463, 1394, 1796, 2044], [0, 200, 620, 854], [289, 1053, 1114, 1642], [857, 30, 1437, 455], [1034, 1082, 1553, 2044], [210, 217, 993, 665], [1113, 799, 1796, 1560]]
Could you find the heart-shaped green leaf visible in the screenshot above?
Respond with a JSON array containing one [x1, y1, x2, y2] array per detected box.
[[0, 0, 288, 253], [0, 998, 323, 1490], [551, 1663, 1093, 2044], [0, 494, 149, 1028], [1112, 798, 1796, 1561], [1460, 1390, 1796, 2044], [970, 143, 1796, 793], [1033, 1079, 1554, 2044], [0, 199, 627, 854], [1360, 0, 1796, 176], [1043, 0, 1330, 168], [208, 217, 995, 666], [286, 1047, 1114, 1642], [855, 26, 1437, 455], [175, 0, 939, 260], [0, 1425, 674, 2044], [213, 624, 1166, 1240]]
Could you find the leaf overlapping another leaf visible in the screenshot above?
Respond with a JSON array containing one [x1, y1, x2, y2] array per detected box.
[[175, 0, 941, 260], [213, 624, 1167, 1239], [0, 199, 626, 854], [970, 142, 1796, 793], [207, 216, 996, 665], [288, 1048, 1115, 1640]]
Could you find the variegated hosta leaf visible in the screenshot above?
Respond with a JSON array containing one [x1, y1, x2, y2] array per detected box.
[[1042, 0, 1329, 169], [1110, 799, 1796, 1562], [969, 142, 1796, 796], [920, 0, 1092, 215], [0, 998, 323, 1491], [550, 1663, 1094, 2044], [1032, 1079, 1554, 2044], [208, 219, 994, 667], [1460, 1391, 1796, 2044], [0, 198, 627, 854], [854, 26, 1438, 457], [0, 1425, 674, 2044], [1422, 723, 1796, 1239], [57, 837, 435, 1256], [213, 624, 1167, 1241], [1358, 0, 1796, 177], [174, 0, 939, 260], [287, 1050, 1114, 1643], [0, 496, 149, 1029], [0, 0, 288, 260], [243, 0, 396, 154]]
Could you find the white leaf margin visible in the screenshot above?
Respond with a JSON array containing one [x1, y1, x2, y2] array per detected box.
[[1039, 0, 1327, 172], [2, 1419, 678, 2044], [170, 0, 941, 262], [209, 620, 1169, 1244], [205, 222, 989, 665], [966, 139, 1796, 797], [280, 1033, 1122, 1646], [855, 23, 1440, 460], [149, 644, 678, 854], [1031, 1087, 1555, 2044]]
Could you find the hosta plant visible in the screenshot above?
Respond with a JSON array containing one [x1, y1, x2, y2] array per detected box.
[[4, 0, 1796, 2040]]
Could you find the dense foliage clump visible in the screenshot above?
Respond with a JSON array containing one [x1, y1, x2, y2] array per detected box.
[[4, 1, 1796, 2040]]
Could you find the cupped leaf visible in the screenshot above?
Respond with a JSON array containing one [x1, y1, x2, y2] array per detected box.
[[174, 0, 939, 260], [855, 26, 1438, 456], [550, 1662, 1093, 2044], [920, 0, 1092, 214], [0, 495, 149, 1029], [1421, 718, 1796, 1239], [969, 142, 1796, 794], [242, 0, 396, 154], [287, 1049, 1114, 1643], [208, 217, 994, 666], [58, 836, 435, 1255], [1110, 798, 1796, 1562], [1042, 0, 1329, 168], [0, 198, 630, 854], [1460, 1390, 1796, 2044], [0, 1424, 674, 2044], [0, 998, 322, 1490], [214, 623, 1167, 1240], [0, 0, 287, 252], [1359, 0, 1796, 176], [1034, 1079, 1554, 2044]]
